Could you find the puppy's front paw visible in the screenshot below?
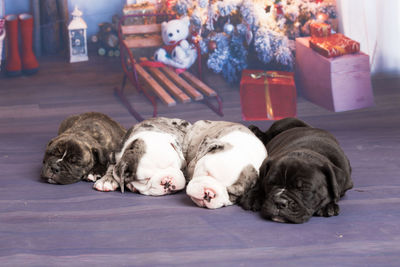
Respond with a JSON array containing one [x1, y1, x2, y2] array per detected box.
[[93, 175, 119, 192], [85, 173, 101, 182], [186, 176, 231, 209], [315, 202, 340, 217], [240, 194, 262, 212]]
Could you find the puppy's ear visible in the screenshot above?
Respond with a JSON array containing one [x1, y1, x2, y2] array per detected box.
[[323, 163, 346, 203], [92, 147, 107, 165], [239, 159, 270, 211], [46, 139, 55, 149], [259, 158, 271, 182], [263, 118, 311, 144], [248, 125, 266, 143], [170, 141, 186, 167]]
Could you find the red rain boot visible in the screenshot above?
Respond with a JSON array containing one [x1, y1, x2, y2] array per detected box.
[[19, 13, 39, 75], [5, 14, 21, 77]]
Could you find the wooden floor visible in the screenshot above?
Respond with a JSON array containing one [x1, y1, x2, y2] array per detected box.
[[1, 54, 400, 266]]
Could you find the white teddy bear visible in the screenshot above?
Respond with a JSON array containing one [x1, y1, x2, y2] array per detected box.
[[154, 16, 197, 70]]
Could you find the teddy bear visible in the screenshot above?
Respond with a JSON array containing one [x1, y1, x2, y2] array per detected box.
[[154, 16, 197, 70]]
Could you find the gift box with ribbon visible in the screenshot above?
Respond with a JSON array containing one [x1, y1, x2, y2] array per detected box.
[[309, 33, 360, 58], [240, 69, 297, 121], [123, 2, 157, 25]]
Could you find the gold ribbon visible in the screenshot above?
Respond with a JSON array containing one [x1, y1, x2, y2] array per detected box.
[[248, 71, 292, 120]]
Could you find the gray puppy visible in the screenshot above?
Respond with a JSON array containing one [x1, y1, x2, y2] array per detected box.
[[241, 118, 353, 223], [184, 120, 267, 209], [94, 117, 190, 195], [41, 112, 126, 184]]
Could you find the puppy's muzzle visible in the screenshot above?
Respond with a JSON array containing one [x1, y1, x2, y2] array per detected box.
[[50, 163, 61, 175], [274, 196, 289, 210]]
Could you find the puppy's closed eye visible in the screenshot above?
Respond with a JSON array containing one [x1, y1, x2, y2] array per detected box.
[[68, 155, 79, 164]]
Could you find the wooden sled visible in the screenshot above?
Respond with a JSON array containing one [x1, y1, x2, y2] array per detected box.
[[116, 13, 223, 121]]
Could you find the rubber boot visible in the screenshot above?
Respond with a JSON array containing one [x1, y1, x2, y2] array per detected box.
[[5, 14, 21, 77], [0, 20, 5, 72], [19, 13, 39, 75]]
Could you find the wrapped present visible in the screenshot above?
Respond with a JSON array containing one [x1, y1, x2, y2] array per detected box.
[[309, 33, 360, 58], [240, 70, 297, 121], [123, 2, 157, 25], [295, 37, 374, 112], [310, 22, 331, 37]]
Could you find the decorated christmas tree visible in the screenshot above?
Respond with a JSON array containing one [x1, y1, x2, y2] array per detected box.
[[175, 0, 337, 83]]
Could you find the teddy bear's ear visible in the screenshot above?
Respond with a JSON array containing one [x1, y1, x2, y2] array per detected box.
[[161, 21, 168, 30]]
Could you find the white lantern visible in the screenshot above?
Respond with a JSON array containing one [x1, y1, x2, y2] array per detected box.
[[68, 6, 88, 63]]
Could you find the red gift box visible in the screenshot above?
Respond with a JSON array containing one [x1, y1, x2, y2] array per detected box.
[[310, 22, 331, 37], [240, 70, 297, 121], [309, 33, 360, 58]]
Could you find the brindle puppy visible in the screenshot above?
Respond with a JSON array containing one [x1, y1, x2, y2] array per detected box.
[[41, 112, 126, 184]]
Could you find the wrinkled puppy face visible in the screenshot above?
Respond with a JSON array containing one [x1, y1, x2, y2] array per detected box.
[[41, 137, 94, 184], [259, 157, 332, 223], [113, 138, 186, 196]]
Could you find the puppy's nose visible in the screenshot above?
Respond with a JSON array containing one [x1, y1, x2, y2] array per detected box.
[[51, 164, 60, 174], [274, 198, 288, 209]]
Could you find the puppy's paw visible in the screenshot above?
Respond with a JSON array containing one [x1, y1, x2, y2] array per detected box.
[[93, 175, 119, 192], [240, 194, 262, 212], [186, 176, 232, 209], [147, 168, 186, 196], [85, 173, 101, 182], [126, 182, 138, 193], [315, 202, 340, 217]]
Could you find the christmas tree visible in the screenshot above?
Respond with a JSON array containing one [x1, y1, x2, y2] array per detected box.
[[175, 0, 337, 83]]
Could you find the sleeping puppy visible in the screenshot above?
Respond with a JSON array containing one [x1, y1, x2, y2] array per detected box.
[[93, 117, 190, 196], [241, 118, 353, 223], [184, 120, 267, 209], [41, 112, 126, 184]]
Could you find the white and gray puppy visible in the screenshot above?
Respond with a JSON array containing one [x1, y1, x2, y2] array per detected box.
[[184, 120, 267, 209], [41, 112, 126, 185], [94, 117, 191, 196]]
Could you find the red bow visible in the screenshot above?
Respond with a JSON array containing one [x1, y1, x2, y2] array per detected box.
[[163, 40, 183, 55]]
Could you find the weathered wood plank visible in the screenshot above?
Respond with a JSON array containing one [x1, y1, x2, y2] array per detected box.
[[123, 36, 162, 48], [160, 67, 203, 101], [139, 57, 191, 103], [121, 24, 161, 35], [134, 63, 176, 106], [180, 71, 217, 97]]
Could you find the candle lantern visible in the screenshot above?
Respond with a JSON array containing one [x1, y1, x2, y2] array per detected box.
[[68, 6, 88, 63]]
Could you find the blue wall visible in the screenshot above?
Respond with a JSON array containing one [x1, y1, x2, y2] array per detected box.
[[4, 0, 125, 37]]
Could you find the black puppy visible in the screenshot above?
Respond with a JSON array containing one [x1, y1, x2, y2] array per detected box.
[[241, 118, 353, 223]]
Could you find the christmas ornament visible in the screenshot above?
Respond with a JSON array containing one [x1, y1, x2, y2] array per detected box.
[[223, 22, 234, 35], [275, 3, 283, 16], [316, 12, 329, 22], [208, 40, 217, 52]]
